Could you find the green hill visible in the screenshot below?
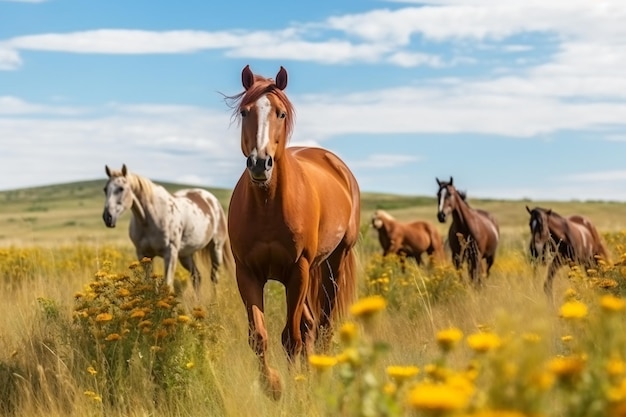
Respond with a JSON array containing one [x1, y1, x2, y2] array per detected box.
[[0, 179, 624, 247]]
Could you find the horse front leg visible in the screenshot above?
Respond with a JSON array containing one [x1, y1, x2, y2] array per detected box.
[[544, 258, 563, 307], [282, 258, 311, 368], [178, 255, 202, 299], [236, 266, 282, 400], [163, 245, 179, 292]]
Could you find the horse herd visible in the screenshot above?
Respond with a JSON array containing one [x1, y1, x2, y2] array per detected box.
[[100, 65, 609, 400], [374, 176, 609, 297]]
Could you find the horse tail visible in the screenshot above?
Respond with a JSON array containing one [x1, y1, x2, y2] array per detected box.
[[585, 220, 611, 265], [222, 233, 236, 278], [334, 248, 357, 319], [427, 223, 446, 264]]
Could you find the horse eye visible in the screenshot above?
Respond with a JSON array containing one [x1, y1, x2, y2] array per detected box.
[[115, 187, 123, 194], [278, 111, 286, 119], [102, 187, 107, 193], [240, 109, 249, 117]]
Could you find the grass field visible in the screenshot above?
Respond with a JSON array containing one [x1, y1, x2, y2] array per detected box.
[[1, 180, 626, 417]]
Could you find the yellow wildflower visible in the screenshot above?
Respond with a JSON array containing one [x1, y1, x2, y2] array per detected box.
[[95, 313, 113, 323], [87, 366, 97, 376], [601, 295, 626, 313], [386, 365, 419, 383], [105, 333, 121, 342], [407, 381, 472, 413], [192, 307, 207, 319], [161, 318, 177, 327], [436, 327, 464, 352], [467, 332, 502, 353], [559, 300, 588, 319], [548, 355, 586, 383], [185, 362, 195, 370], [156, 300, 172, 309], [561, 335, 573, 343], [383, 382, 397, 396], [349, 295, 387, 318], [116, 288, 130, 297], [308, 354, 338, 371], [138, 320, 152, 328], [177, 315, 192, 323], [130, 309, 146, 319], [339, 321, 358, 345], [607, 356, 626, 378]]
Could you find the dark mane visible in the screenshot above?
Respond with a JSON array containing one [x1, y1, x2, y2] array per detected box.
[[223, 74, 296, 140]]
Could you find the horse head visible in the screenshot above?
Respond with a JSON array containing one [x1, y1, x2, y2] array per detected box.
[[102, 163, 133, 228], [233, 65, 294, 186], [371, 209, 385, 229], [435, 176, 456, 223], [526, 205, 552, 257]]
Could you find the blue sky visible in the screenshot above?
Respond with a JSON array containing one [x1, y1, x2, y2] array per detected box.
[[1, 0, 626, 201]]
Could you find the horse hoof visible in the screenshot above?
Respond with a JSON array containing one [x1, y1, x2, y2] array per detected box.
[[262, 369, 283, 401]]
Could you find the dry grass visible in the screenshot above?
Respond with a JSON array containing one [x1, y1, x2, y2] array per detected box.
[[1, 181, 626, 416]]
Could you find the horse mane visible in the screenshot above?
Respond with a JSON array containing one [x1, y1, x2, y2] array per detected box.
[[108, 169, 156, 201], [374, 209, 395, 222], [223, 74, 295, 140]]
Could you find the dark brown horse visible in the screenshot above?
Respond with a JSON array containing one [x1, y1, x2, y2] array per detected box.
[[526, 206, 610, 302], [371, 209, 445, 268], [225, 65, 360, 400], [436, 177, 500, 285]]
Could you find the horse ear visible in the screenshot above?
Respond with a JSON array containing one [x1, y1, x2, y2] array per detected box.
[[547, 209, 552, 215], [449, 176, 453, 185], [526, 205, 531, 214], [242, 65, 254, 90], [436, 177, 441, 186], [275, 66, 288, 90], [121, 164, 128, 177], [105, 165, 112, 178]]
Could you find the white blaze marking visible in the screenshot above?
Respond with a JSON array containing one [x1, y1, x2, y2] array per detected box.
[[531, 219, 537, 232], [255, 95, 271, 156], [438, 188, 447, 212]]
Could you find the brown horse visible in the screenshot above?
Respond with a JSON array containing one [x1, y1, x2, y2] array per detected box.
[[371, 209, 445, 268], [525, 206, 610, 303], [436, 177, 500, 285], [225, 65, 360, 400]]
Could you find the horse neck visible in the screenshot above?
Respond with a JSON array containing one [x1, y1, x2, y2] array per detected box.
[[450, 189, 477, 231], [546, 213, 568, 242], [127, 175, 160, 225]]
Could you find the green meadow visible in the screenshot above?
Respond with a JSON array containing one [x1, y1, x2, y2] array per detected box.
[[1, 179, 626, 417]]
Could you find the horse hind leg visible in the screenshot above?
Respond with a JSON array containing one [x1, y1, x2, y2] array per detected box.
[[178, 255, 202, 298], [207, 240, 223, 284]]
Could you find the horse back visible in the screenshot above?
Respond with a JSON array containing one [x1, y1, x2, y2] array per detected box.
[[567, 215, 609, 262], [289, 147, 361, 244], [175, 188, 226, 243]]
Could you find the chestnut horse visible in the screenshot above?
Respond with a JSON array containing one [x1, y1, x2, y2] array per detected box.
[[371, 209, 445, 268], [225, 65, 360, 400], [436, 177, 500, 286], [525, 206, 610, 303], [102, 164, 232, 296]]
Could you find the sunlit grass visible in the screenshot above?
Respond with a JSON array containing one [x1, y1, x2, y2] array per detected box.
[[1, 227, 626, 416]]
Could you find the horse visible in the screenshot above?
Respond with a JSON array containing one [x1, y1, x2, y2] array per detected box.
[[224, 65, 360, 400], [435, 177, 500, 286], [525, 206, 610, 303], [371, 209, 445, 269], [102, 164, 232, 297], [526, 207, 556, 265]]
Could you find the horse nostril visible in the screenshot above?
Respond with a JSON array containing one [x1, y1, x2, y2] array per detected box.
[[265, 156, 273, 169], [246, 155, 255, 169]]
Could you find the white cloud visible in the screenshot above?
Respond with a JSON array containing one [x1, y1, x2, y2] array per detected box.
[[0, 47, 21, 70], [386, 51, 443, 67], [347, 154, 420, 169], [0, 96, 85, 115], [560, 170, 626, 182]]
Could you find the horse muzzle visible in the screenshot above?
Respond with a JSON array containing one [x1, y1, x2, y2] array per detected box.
[[246, 155, 273, 183], [102, 210, 116, 228], [437, 212, 447, 223]]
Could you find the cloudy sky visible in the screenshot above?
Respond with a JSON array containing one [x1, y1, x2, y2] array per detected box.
[[1, 0, 626, 201]]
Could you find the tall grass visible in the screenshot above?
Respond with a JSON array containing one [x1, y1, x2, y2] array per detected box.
[[1, 226, 626, 416]]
